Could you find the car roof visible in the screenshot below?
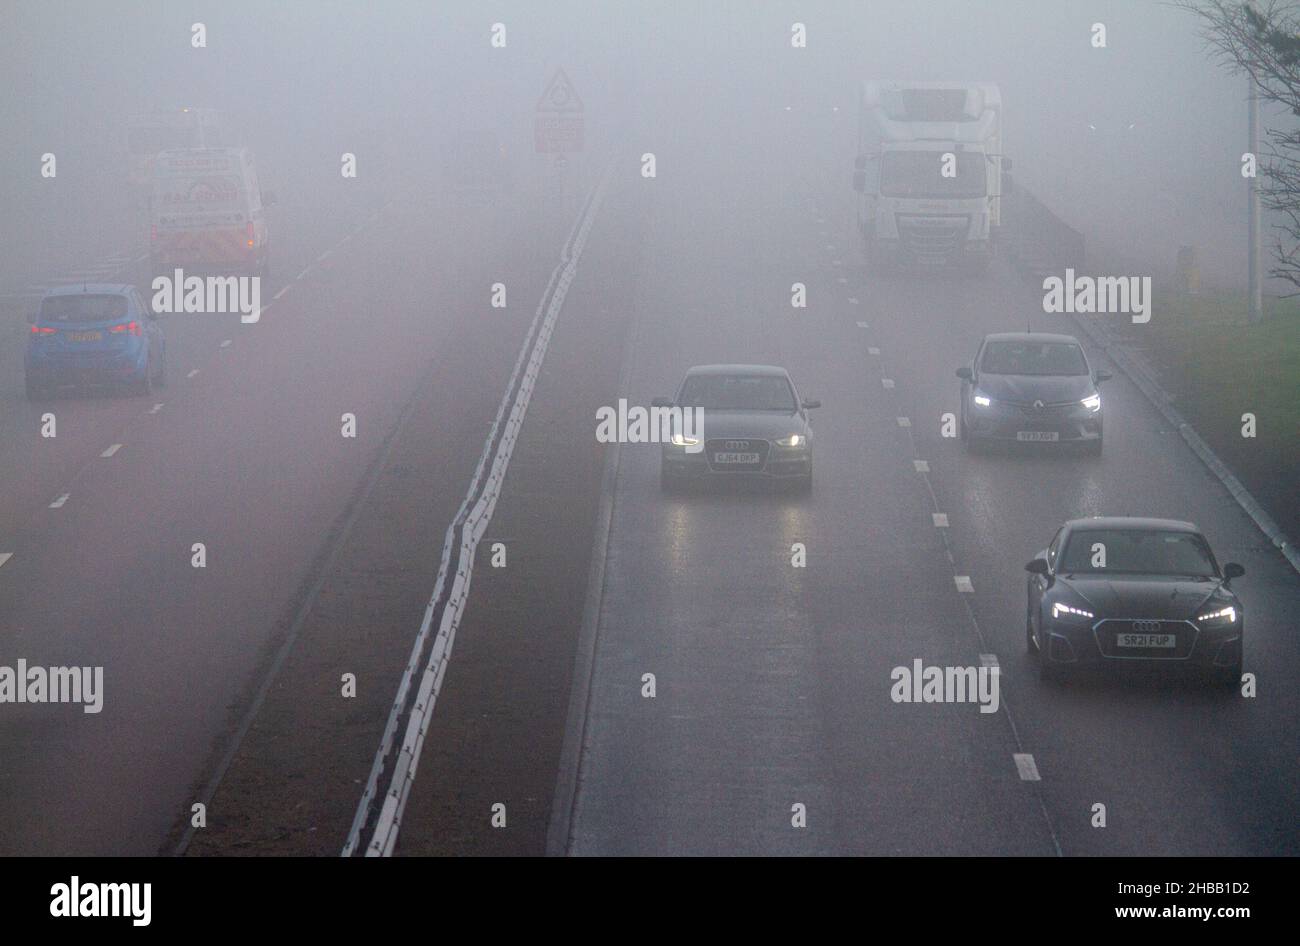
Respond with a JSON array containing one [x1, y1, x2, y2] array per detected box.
[[1063, 516, 1200, 534], [43, 284, 133, 297], [982, 332, 1080, 345], [684, 364, 791, 377]]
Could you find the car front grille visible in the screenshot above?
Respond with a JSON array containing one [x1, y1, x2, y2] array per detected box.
[[1094, 618, 1198, 660], [898, 216, 968, 263], [705, 438, 770, 472]]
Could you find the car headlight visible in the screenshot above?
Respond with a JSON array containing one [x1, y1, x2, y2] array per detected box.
[[1051, 602, 1094, 621], [972, 392, 992, 408], [1081, 393, 1101, 412], [1197, 605, 1237, 625], [776, 434, 805, 447], [670, 433, 700, 447]]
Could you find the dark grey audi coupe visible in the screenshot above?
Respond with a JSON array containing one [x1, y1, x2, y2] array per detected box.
[[1026, 517, 1245, 685]]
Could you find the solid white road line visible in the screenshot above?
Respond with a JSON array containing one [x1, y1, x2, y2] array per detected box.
[[954, 575, 974, 592], [1014, 754, 1041, 781], [296, 267, 312, 281], [317, 249, 332, 263], [100, 444, 122, 458], [49, 494, 69, 509], [273, 285, 291, 300]]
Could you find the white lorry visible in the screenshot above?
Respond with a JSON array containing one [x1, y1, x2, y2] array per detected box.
[[853, 81, 1007, 269]]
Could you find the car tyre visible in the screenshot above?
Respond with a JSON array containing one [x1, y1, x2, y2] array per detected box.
[[1038, 654, 1066, 684], [131, 358, 154, 397], [1211, 659, 1243, 689]]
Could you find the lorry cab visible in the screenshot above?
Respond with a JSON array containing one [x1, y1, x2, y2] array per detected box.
[[149, 147, 274, 279], [855, 81, 1006, 269]]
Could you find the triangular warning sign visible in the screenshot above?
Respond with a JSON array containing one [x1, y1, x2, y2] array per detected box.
[[537, 67, 584, 113]]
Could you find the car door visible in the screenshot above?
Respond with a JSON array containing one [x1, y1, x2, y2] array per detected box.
[[1029, 527, 1063, 639], [961, 339, 983, 421], [132, 290, 161, 361]]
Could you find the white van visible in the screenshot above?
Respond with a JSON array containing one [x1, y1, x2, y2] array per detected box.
[[150, 148, 274, 278]]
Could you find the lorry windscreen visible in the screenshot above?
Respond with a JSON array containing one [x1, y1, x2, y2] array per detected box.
[[880, 151, 986, 199]]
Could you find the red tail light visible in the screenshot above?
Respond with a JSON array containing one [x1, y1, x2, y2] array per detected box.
[[246, 221, 255, 247], [30, 325, 57, 335], [110, 321, 143, 336]]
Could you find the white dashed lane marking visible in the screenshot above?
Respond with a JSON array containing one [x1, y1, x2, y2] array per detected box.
[[49, 493, 69, 509], [186, 369, 199, 379], [932, 513, 949, 527], [896, 417, 911, 428], [220, 339, 232, 348], [1014, 754, 1041, 781], [913, 460, 930, 472], [0, 553, 12, 569], [881, 378, 895, 389], [149, 403, 164, 414], [848, 297, 859, 304], [273, 285, 291, 300], [868, 346, 880, 355], [856, 321, 870, 329], [296, 267, 312, 281], [100, 444, 122, 458], [954, 575, 974, 592]]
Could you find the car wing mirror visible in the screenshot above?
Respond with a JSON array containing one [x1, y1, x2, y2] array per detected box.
[[1223, 562, 1245, 580], [1025, 557, 1050, 575], [1095, 369, 1113, 383], [956, 365, 973, 380], [801, 398, 821, 410], [650, 396, 673, 408]]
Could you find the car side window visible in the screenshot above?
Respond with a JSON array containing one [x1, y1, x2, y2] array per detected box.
[[1047, 528, 1063, 570]]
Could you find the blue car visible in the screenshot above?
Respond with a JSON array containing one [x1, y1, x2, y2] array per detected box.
[[25, 284, 165, 399]]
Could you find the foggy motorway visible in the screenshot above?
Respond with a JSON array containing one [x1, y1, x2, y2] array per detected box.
[[0, 0, 1296, 880]]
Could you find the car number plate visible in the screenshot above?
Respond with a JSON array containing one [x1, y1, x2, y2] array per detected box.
[[1016, 431, 1059, 442], [713, 452, 760, 464], [67, 331, 102, 342], [1117, 633, 1176, 648]]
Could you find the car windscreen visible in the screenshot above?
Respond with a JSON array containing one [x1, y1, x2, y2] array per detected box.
[[1058, 529, 1218, 577], [879, 150, 986, 199], [980, 340, 1088, 376], [677, 374, 797, 411], [40, 294, 129, 322]]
